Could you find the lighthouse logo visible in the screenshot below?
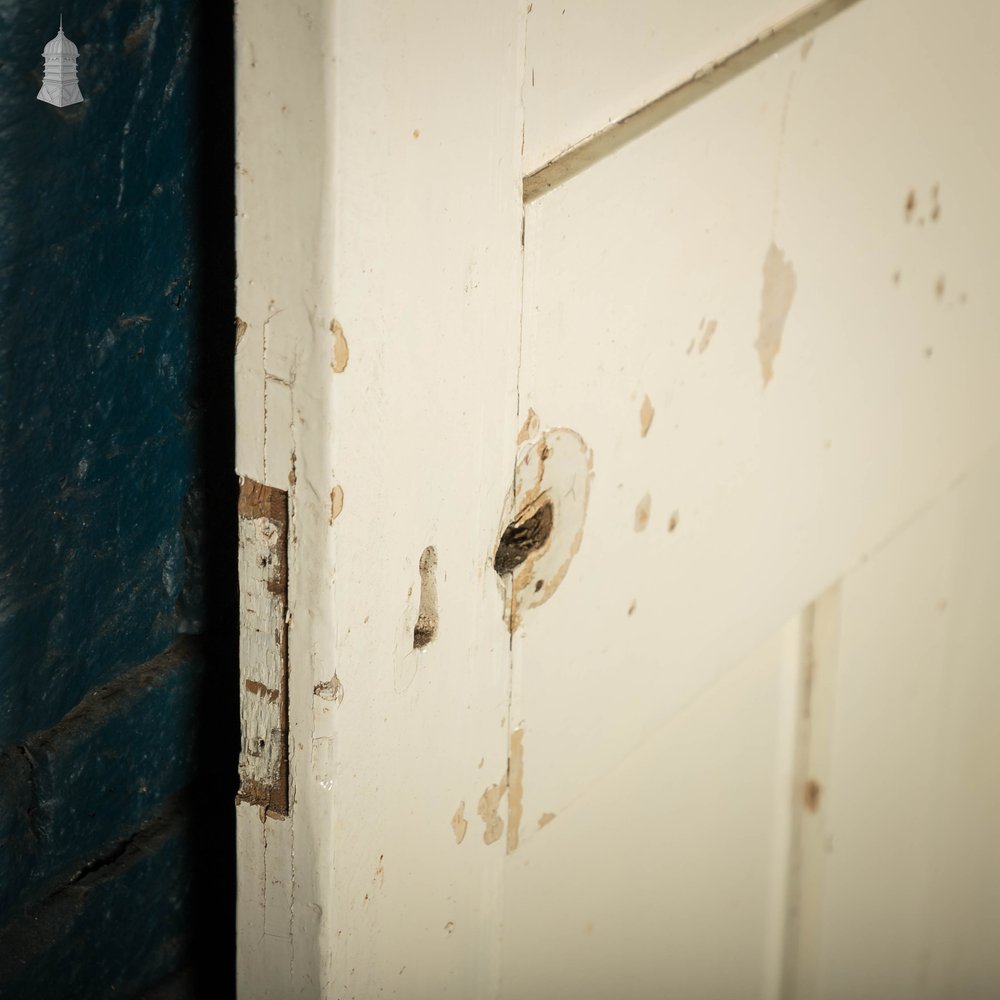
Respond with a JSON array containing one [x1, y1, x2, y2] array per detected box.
[[37, 16, 84, 108]]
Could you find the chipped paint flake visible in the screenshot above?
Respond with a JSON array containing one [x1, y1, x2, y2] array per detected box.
[[451, 801, 468, 844], [329, 483, 344, 524], [506, 728, 524, 853], [755, 242, 797, 387], [639, 394, 655, 437], [517, 407, 541, 445], [538, 812, 556, 829], [477, 779, 507, 845], [314, 674, 344, 704], [330, 318, 349, 373], [698, 319, 717, 354], [634, 493, 652, 532]]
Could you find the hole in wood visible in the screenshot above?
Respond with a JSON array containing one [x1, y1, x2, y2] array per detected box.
[[413, 545, 438, 649], [494, 500, 554, 577]]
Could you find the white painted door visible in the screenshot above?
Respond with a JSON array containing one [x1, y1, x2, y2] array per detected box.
[[234, 2, 1000, 997]]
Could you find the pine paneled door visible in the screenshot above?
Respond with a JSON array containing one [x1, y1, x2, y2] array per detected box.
[[235, 2, 1000, 996]]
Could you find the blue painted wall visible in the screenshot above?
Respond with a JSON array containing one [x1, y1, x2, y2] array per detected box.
[[0, 2, 236, 996]]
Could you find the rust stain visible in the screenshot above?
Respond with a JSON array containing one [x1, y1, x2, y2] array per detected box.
[[412, 128, 420, 139], [477, 779, 507, 845], [755, 242, 797, 387], [639, 395, 655, 437], [804, 779, 822, 813], [698, 319, 717, 354], [507, 728, 525, 853], [329, 484, 345, 525], [451, 802, 468, 844], [904, 189, 917, 222], [235, 316, 248, 349], [538, 812, 556, 829], [634, 493, 651, 532], [330, 319, 349, 373], [244, 679, 279, 703], [314, 674, 344, 704]]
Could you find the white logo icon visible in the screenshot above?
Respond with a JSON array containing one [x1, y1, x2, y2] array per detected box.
[[37, 16, 84, 108]]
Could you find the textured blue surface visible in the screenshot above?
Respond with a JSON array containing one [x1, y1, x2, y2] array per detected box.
[[0, 1, 235, 995], [0, 643, 201, 919], [0, 799, 195, 999], [0, 0, 201, 744]]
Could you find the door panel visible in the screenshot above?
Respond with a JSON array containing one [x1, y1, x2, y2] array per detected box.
[[514, 0, 1000, 841], [501, 619, 805, 1000], [801, 449, 1000, 1000], [522, 0, 814, 173]]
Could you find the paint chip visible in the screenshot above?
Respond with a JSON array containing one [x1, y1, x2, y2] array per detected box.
[[235, 316, 248, 348], [330, 319, 349, 373], [517, 407, 541, 445], [329, 484, 344, 524], [697, 319, 717, 354], [639, 395, 655, 437], [755, 242, 797, 387], [507, 729, 524, 853], [477, 780, 506, 845], [904, 190, 917, 222], [634, 493, 651, 532], [314, 674, 344, 704], [799, 37, 814, 59], [668, 510, 679, 533], [538, 812, 556, 829], [451, 802, 468, 844]]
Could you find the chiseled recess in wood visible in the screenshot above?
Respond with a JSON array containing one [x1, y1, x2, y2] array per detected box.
[[523, 0, 862, 202], [237, 476, 290, 817]]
